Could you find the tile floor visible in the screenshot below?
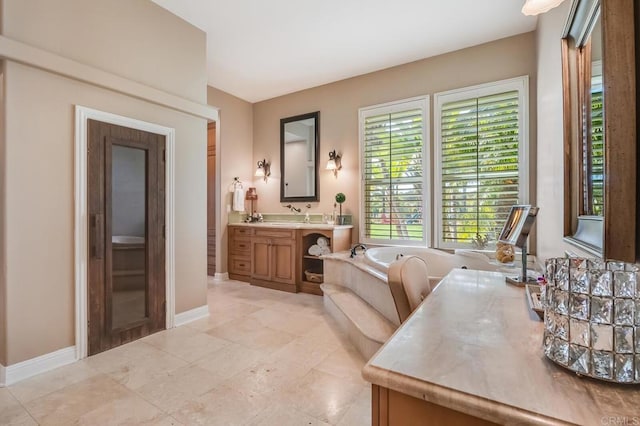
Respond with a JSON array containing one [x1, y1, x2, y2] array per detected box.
[[1, 279, 370, 425]]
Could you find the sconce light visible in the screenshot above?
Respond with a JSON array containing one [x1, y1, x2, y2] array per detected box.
[[255, 159, 271, 182], [326, 150, 342, 177], [521, 0, 566, 15]]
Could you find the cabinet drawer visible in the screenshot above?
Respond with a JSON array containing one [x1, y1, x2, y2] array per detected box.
[[231, 226, 252, 238], [231, 239, 250, 255], [230, 256, 251, 275], [253, 228, 295, 239]]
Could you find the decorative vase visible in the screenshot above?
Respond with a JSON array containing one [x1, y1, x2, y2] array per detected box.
[[543, 257, 640, 384]]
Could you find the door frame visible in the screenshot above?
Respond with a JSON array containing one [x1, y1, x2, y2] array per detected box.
[[74, 105, 176, 360]]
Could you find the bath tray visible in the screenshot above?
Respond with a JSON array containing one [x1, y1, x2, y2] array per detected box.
[[525, 284, 544, 320]]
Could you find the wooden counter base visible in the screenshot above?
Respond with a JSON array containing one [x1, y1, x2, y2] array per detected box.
[[372, 385, 498, 426]]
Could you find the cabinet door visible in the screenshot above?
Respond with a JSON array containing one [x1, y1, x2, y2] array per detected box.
[[251, 238, 271, 281], [271, 239, 296, 285]]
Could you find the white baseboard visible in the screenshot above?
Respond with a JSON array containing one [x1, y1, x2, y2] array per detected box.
[[174, 305, 209, 327], [4, 346, 76, 386], [213, 272, 229, 282], [0, 363, 5, 387]]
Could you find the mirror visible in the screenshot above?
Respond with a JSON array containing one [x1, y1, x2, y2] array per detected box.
[[280, 111, 319, 202], [562, 0, 636, 261]]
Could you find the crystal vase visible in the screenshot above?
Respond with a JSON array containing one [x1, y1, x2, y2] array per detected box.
[[543, 258, 640, 384]]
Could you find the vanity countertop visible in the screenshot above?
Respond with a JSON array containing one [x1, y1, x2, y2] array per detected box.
[[362, 269, 640, 425], [228, 222, 352, 230]]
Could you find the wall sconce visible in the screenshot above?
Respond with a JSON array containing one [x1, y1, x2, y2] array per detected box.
[[326, 150, 342, 177], [255, 159, 271, 182], [521, 0, 566, 15]]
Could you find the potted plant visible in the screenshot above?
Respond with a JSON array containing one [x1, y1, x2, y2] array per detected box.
[[335, 193, 346, 224]]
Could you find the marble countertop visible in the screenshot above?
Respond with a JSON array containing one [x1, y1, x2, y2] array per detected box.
[[362, 269, 640, 425], [228, 222, 352, 230]]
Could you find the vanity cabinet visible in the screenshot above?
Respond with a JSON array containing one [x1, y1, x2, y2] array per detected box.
[[227, 224, 352, 295], [250, 228, 297, 292]]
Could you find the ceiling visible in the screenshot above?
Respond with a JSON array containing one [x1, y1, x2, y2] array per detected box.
[[151, 0, 537, 103]]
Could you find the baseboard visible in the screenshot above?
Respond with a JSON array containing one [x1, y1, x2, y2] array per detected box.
[[4, 346, 76, 386], [213, 272, 229, 282], [174, 305, 209, 327], [0, 363, 6, 387]]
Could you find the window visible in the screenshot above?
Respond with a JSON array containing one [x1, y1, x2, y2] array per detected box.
[[359, 97, 429, 245], [434, 77, 528, 249]]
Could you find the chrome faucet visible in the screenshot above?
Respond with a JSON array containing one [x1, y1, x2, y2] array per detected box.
[[350, 243, 367, 258], [285, 204, 301, 214]]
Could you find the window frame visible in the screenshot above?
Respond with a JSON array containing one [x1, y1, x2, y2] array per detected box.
[[433, 76, 530, 250], [358, 96, 431, 247]]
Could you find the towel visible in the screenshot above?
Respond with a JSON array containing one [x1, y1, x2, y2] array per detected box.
[[233, 187, 245, 212]]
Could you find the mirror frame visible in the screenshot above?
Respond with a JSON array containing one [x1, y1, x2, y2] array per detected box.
[[562, 0, 637, 262], [280, 111, 320, 203]]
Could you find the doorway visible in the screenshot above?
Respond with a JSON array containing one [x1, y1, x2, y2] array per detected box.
[[87, 119, 166, 356]]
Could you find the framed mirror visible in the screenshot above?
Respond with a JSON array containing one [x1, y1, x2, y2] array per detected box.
[[280, 111, 319, 202], [562, 0, 636, 261]]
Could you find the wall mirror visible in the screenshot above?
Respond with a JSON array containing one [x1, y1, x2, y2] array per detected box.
[[280, 111, 319, 202], [562, 0, 636, 261]]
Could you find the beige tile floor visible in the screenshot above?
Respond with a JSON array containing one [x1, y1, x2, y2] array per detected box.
[[1, 279, 370, 425]]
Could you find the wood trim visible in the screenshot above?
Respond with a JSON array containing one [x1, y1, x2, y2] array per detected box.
[[562, 38, 573, 237], [0, 35, 218, 121], [602, 0, 637, 261]]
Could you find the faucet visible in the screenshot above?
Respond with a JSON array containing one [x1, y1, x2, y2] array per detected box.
[[350, 243, 367, 258], [285, 204, 301, 214]]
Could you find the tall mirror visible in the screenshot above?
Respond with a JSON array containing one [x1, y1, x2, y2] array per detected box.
[[562, 0, 636, 262], [280, 111, 319, 202]]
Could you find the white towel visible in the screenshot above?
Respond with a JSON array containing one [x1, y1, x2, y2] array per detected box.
[[233, 188, 245, 212]]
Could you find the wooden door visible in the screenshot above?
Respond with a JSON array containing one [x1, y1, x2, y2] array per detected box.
[[251, 238, 271, 281], [207, 122, 216, 275], [87, 119, 166, 356]]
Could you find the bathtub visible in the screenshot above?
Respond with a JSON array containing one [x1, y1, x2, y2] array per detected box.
[[364, 247, 504, 284]]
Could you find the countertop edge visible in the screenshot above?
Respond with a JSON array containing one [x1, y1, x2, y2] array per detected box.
[[361, 363, 572, 426], [227, 223, 353, 230]]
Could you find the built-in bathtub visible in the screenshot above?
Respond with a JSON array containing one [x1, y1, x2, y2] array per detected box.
[[364, 246, 507, 285], [321, 246, 521, 359]]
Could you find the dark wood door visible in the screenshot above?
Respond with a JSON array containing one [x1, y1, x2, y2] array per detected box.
[[87, 119, 166, 356], [207, 122, 216, 275]]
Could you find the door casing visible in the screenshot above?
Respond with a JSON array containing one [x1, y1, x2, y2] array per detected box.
[[74, 106, 176, 360]]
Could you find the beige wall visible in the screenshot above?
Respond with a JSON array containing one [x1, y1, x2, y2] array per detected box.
[[1, 2, 208, 365], [207, 86, 253, 273], [252, 33, 537, 244], [2, 0, 207, 104], [534, 0, 594, 261]]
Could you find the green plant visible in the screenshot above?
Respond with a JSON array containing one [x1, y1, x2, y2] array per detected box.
[[335, 193, 346, 224]]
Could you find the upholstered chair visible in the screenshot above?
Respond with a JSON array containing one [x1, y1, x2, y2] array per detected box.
[[387, 255, 431, 323]]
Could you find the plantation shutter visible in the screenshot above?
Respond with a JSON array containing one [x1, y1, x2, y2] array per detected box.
[[440, 90, 520, 245], [362, 103, 426, 243], [589, 86, 604, 215]]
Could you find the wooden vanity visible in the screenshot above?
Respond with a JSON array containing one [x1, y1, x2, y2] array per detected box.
[[363, 269, 640, 425], [227, 223, 352, 295]]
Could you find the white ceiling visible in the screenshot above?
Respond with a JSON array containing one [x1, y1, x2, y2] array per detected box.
[[151, 0, 537, 103]]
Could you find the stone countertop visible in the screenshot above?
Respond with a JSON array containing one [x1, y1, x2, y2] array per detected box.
[[362, 269, 640, 425], [228, 222, 353, 230]]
